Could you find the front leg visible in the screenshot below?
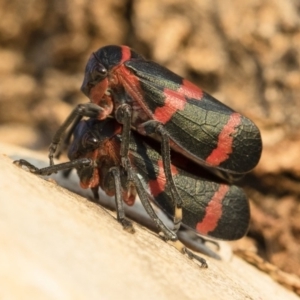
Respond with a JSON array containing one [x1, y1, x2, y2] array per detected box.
[[14, 158, 94, 176], [49, 103, 106, 165]]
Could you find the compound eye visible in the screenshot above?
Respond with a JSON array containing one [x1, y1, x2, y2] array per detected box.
[[92, 65, 108, 82], [81, 133, 100, 151], [98, 65, 107, 76], [86, 136, 99, 147]]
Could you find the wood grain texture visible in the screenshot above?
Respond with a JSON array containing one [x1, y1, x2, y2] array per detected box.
[[0, 143, 298, 300]]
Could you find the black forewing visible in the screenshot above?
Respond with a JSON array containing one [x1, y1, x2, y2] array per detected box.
[[128, 133, 249, 240], [173, 175, 249, 240], [125, 60, 262, 174]]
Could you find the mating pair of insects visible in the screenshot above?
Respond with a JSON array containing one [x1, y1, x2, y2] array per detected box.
[[15, 45, 262, 267]]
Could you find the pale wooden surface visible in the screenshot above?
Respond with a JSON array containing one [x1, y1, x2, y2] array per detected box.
[[0, 143, 298, 300]]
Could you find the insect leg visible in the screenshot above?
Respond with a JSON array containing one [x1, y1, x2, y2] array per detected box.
[[14, 158, 94, 176], [126, 166, 177, 241], [109, 166, 135, 233], [114, 104, 133, 174], [172, 240, 208, 268], [54, 114, 83, 160], [126, 163, 207, 266], [156, 124, 183, 232], [138, 120, 183, 233], [49, 103, 105, 165]]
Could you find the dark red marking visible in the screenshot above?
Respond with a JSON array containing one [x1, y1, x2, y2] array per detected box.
[[154, 80, 203, 124], [90, 78, 108, 105], [179, 79, 203, 99], [90, 86, 114, 120], [148, 160, 179, 197], [153, 88, 186, 124], [80, 168, 100, 189], [116, 66, 152, 116], [78, 149, 101, 189], [122, 188, 136, 206], [196, 184, 229, 234], [120, 46, 132, 64], [206, 113, 241, 166], [118, 65, 142, 93]]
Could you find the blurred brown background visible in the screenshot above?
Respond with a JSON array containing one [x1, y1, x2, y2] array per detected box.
[[0, 0, 299, 278]]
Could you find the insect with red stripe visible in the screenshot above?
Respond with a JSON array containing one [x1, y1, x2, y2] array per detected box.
[[49, 45, 262, 176], [17, 118, 250, 267], [48, 45, 260, 232]]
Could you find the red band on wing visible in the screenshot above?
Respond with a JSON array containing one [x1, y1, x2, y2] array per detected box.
[[196, 184, 229, 234], [179, 79, 203, 99], [148, 160, 178, 197], [154, 79, 203, 124], [206, 112, 241, 166], [153, 89, 186, 124], [120, 46, 131, 63]]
